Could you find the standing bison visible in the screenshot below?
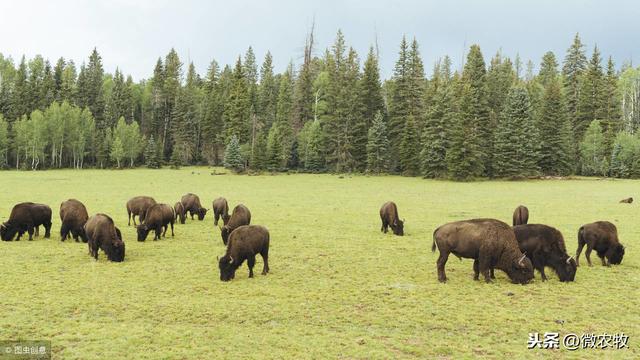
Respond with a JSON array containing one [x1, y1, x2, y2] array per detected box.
[[84, 214, 125, 262], [137, 203, 175, 241], [432, 218, 534, 284], [174, 202, 186, 224], [220, 204, 251, 245], [126, 196, 156, 226], [512, 205, 529, 226], [576, 221, 625, 266], [60, 199, 89, 242], [513, 224, 577, 282], [1, 202, 52, 241], [379, 201, 404, 236], [213, 197, 230, 226], [181, 193, 208, 221], [218, 225, 270, 281]]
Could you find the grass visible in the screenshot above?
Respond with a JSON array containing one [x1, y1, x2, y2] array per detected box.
[[0, 168, 638, 359]]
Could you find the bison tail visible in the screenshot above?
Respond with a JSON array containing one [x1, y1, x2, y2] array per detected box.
[[431, 228, 439, 253], [577, 226, 585, 245]]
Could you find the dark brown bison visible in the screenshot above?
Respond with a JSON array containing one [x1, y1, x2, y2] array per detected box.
[[379, 201, 404, 236], [513, 224, 577, 282], [137, 203, 175, 241], [576, 221, 625, 266], [512, 205, 529, 226], [213, 197, 230, 226], [1, 202, 52, 241], [84, 214, 125, 262], [181, 193, 208, 221], [432, 218, 534, 284], [218, 225, 270, 281], [126, 196, 156, 226], [220, 204, 251, 245], [60, 199, 89, 242], [174, 202, 186, 224], [619, 197, 633, 204]]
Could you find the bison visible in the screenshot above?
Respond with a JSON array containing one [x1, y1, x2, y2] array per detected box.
[[379, 201, 404, 236], [137, 203, 175, 241], [84, 214, 125, 262], [174, 202, 186, 224], [512, 205, 529, 226], [619, 197, 633, 204], [220, 204, 251, 245], [1, 202, 52, 241], [60, 199, 89, 242], [576, 221, 625, 267], [181, 193, 208, 221], [218, 225, 270, 281], [432, 218, 534, 284], [513, 224, 577, 282], [126, 196, 156, 226], [213, 197, 230, 226]]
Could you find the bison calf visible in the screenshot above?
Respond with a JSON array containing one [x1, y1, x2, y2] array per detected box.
[[126, 196, 156, 226], [218, 225, 270, 281], [84, 214, 125, 262], [432, 218, 534, 284], [512, 205, 529, 226], [1, 202, 52, 241], [213, 197, 230, 226], [137, 204, 175, 241], [181, 193, 208, 221], [220, 204, 251, 245], [60, 199, 89, 242], [379, 201, 404, 236], [576, 221, 625, 267], [513, 224, 577, 282]]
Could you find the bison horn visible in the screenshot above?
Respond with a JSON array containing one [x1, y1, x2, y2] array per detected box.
[[0, 223, 5, 229], [229, 256, 234, 264], [518, 253, 527, 266], [566, 256, 574, 264]]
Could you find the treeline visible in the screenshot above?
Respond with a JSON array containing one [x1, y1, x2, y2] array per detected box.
[[1, 31, 640, 179]]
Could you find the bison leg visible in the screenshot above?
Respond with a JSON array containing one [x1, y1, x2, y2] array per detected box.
[[128, 210, 132, 226], [190, 211, 194, 220], [600, 255, 608, 267], [473, 259, 480, 281], [247, 255, 256, 278], [261, 249, 269, 275], [584, 244, 594, 267], [381, 219, 389, 233], [154, 227, 161, 240], [478, 255, 493, 283], [34, 225, 39, 237], [170, 221, 174, 237], [214, 213, 219, 226], [162, 224, 167, 237], [436, 252, 449, 283], [44, 222, 51, 238], [27, 227, 35, 241]]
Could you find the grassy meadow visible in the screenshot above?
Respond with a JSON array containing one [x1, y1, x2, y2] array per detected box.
[[0, 168, 638, 359]]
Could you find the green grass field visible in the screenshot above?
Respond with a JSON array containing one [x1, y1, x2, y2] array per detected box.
[[0, 168, 638, 359]]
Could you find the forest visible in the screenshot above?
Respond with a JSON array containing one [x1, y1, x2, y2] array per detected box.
[[1, 31, 640, 180]]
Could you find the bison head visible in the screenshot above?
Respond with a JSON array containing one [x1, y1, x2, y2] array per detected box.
[[197, 208, 208, 221], [555, 256, 577, 282], [392, 219, 405, 236], [136, 224, 150, 241], [507, 253, 534, 284], [219, 255, 238, 281], [107, 241, 125, 262], [607, 244, 625, 265], [0, 222, 18, 241], [221, 226, 231, 245]]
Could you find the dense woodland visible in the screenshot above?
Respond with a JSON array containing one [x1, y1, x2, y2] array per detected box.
[[1, 31, 640, 180]]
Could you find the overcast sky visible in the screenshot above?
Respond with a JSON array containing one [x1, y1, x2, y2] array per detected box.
[[0, 0, 638, 81]]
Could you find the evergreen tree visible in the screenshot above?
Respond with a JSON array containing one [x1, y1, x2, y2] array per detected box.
[[399, 115, 419, 175], [366, 111, 390, 173], [602, 57, 622, 155], [562, 33, 588, 134], [576, 45, 606, 140], [224, 57, 251, 143], [387, 36, 410, 170], [493, 87, 539, 177], [579, 120, 608, 176], [250, 130, 268, 170], [304, 120, 325, 172], [0, 114, 8, 167], [223, 134, 244, 171], [11, 56, 30, 120], [258, 52, 278, 130], [360, 46, 385, 129], [538, 76, 574, 175]]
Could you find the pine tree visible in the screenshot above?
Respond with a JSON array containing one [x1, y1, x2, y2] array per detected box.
[[366, 111, 390, 173], [223, 135, 244, 171], [579, 120, 608, 176], [562, 33, 588, 135], [224, 57, 251, 143], [576, 45, 606, 140], [493, 87, 539, 178], [538, 76, 574, 175], [258, 52, 278, 130], [144, 135, 161, 168], [250, 130, 267, 170], [0, 114, 8, 168], [445, 82, 481, 181], [602, 57, 622, 156], [387, 36, 410, 170], [304, 120, 325, 172], [399, 115, 419, 175], [360, 46, 385, 128]]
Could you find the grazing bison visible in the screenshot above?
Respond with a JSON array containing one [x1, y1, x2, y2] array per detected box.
[[213, 197, 230, 226], [220, 204, 252, 245], [432, 218, 534, 284], [60, 199, 89, 242], [174, 202, 186, 224], [512, 205, 529, 226], [379, 201, 404, 236], [218, 225, 270, 281], [1, 202, 52, 241], [619, 197, 633, 204], [126, 196, 156, 226], [576, 221, 625, 267], [137, 203, 175, 241], [513, 224, 577, 282], [84, 214, 125, 262], [181, 193, 208, 221]]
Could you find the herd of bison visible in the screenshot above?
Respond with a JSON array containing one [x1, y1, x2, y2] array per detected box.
[[0, 195, 628, 284]]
